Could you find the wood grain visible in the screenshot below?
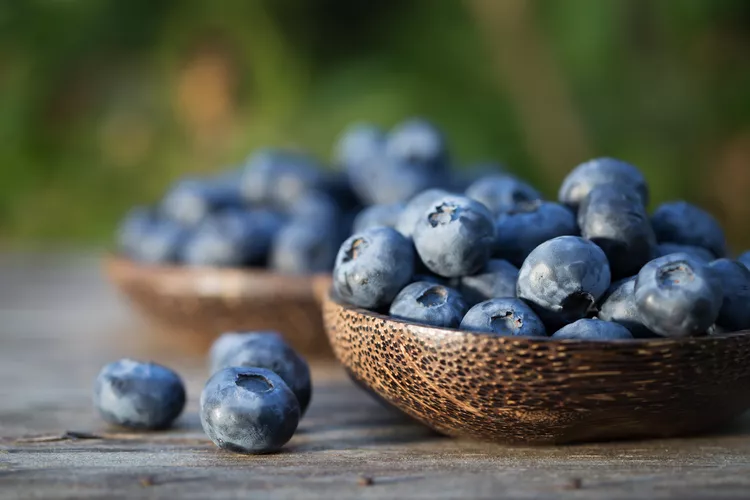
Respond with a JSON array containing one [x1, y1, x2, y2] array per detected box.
[[4, 253, 750, 499]]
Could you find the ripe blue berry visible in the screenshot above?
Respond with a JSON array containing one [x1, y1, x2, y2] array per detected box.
[[551, 318, 633, 340], [634, 253, 722, 337], [517, 236, 611, 329], [94, 359, 185, 430], [200, 367, 300, 454], [460, 298, 546, 337], [389, 282, 468, 328]]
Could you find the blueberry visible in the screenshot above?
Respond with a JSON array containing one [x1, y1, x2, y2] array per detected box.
[[413, 194, 496, 278], [353, 203, 405, 233], [122, 215, 188, 264], [395, 188, 451, 237], [634, 253, 722, 337], [269, 221, 337, 274], [460, 298, 546, 337], [656, 243, 715, 264], [333, 227, 415, 309], [94, 359, 185, 430], [288, 191, 340, 229], [334, 122, 385, 171], [208, 331, 284, 374], [449, 162, 505, 192], [116, 206, 158, 257], [217, 333, 312, 415], [459, 259, 519, 306], [465, 174, 542, 216], [558, 157, 649, 210], [160, 175, 243, 226], [517, 236, 611, 329], [363, 154, 444, 205], [200, 367, 299, 454], [320, 170, 361, 213], [708, 259, 750, 332], [334, 123, 388, 206], [385, 118, 449, 171], [389, 282, 467, 327], [240, 149, 324, 209], [651, 201, 727, 258], [494, 200, 578, 267], [597, 277, 656, 338], [578, 184, 657, 280], [551, 318, 633, 340], [181, 209, 282, 267], [740, 251, 750, 271], [412, 273, 451, 286]]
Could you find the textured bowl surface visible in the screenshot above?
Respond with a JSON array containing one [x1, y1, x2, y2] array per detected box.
[[323, 292, 750, 444], [105, 255, 332, 356]]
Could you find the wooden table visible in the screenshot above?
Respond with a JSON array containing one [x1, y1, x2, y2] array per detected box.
[[2, 253, 750, 499]]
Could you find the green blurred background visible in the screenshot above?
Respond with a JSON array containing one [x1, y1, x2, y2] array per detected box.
[[1, 0, 749, 250]]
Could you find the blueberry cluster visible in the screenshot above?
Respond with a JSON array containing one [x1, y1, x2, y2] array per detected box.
[[116, 150, 358, 273], [333, 147, 750, 340], [93, 331, 310, 455]]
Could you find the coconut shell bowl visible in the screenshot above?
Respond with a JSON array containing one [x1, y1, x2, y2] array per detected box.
[[105, 254, 333, 357], [323, 292, 750, 445]]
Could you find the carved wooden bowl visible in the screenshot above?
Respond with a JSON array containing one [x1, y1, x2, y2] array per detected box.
[[323, 293, 750, 444], [105, 255, 333, 356]]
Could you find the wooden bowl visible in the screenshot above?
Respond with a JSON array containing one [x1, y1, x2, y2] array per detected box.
[[105, 255, 333, 357], [323, 293, 750, 444]]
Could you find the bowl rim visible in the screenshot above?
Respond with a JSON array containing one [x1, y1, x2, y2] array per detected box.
[[325, 290, 750, 347], [104, 252, 332, 282]]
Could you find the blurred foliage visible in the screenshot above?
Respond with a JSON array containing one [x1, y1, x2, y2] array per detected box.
[[1, 0, 750, 249]]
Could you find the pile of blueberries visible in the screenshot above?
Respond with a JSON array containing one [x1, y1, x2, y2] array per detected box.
[[115, 118, 486, 275], [93, 332, 310, 454], [115, 150, 359, 273], [334, 145, 750, 339]]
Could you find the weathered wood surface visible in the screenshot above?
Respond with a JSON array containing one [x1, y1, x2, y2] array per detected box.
[[2, 253, 750, 499]]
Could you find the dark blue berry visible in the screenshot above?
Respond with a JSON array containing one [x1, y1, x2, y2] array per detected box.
[[708, 259, 750, 332], [385, 118, 449, 171], [94, 359, 185, 430], [651, 201, 727, 258], [634, 253, 722, 337], [120, 213, 187, 264], [161, 175, 243, 226], [240, 149, 324, 209], [413, 195, 496, 278], [597, 277, 656, 338], [517, 236, 611, 329], [216, 333, 312, 415], [551, 318, 633, 340], [333, 227, 415, 309], [353, 203, 405, 233], [208, 331, 284, 374], [656, 243, 715, 264], [389, 282, 468, 328], [465, 175, 541, 216], [181, 209, 282, 267], [200, 367, 299, 454], [460, 298, 546, 337], [558, 157, 649, 210], [738, 251, 750, 271], [363, 154, 444, 205], [494, 200, 578, 267], [270, 221, 337, 274], [288, 191, 340, 229], [459, 259, 519, 306], [578, 184, 657, 280], [395, 188, 450, 237]]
